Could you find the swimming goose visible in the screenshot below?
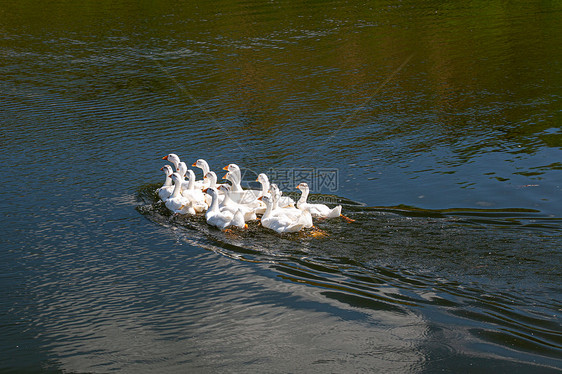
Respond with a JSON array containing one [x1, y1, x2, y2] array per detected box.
[[166, 173, 196, 215], [222, 164, 262, 194], [157, 165, 174, 201], [296, 182, 342, 218], [270, 184, 312, 228], [177, 162, 207, 193], [205, 187, 247, 230], [259, 195, 308, 233]]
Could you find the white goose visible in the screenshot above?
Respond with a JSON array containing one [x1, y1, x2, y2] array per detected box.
[[205, 187, 247, 230], [157, 165, 174, 201], [270, 184, 313, 228], [296, 182, 342, 219], [256, 173, 295, 208], [259, 195, 309, 234], [166, 173, 196, 215], [182, 170, 208, 213], [217, 184, 258, 221], [162, 153, 181, 171]]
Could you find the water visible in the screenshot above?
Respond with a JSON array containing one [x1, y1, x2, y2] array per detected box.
[[1, 0, 561, 372]]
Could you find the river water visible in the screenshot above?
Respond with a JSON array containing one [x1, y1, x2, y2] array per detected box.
[[1, 1, 561, 372]]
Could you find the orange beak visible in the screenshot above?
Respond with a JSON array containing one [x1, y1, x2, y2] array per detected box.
[[162, 155, 168, 160], [223, 173, 229, 180], [192, 162, 197, 167], [222, 165, 229, 171], [202, 188, 208, 193], [257, 196, 263, 201], [160, 166, 165, 171]]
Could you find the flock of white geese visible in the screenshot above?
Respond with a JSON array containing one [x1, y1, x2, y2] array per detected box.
[[157, 153, 352, 234]]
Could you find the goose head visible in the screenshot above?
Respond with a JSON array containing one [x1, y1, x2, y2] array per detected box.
[[222, 163, 241, 178], [259, 195, 273, 207], [222, 171, 236, 184], [160, 165, 173, 177], [204, 187, 219, 198], [205, 171, 217, 187], [217, 184, 231, 193], [162, 153, 181, 169], [192, 159, 210, 173], [257, 173, 269, 184]]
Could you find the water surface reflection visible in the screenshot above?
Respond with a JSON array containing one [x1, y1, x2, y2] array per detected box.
[[2, 0, 562, 372]]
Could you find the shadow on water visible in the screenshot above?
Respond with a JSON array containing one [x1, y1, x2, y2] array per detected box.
[[136, 183, 562, 368]]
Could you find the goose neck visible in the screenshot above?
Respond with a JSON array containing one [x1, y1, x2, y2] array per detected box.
[[171, 179, 182, 198], [201, 162, 210, 175], [298, 187, 309, 206], [260, 180, 270, 197], [209, 191, 220, 213]]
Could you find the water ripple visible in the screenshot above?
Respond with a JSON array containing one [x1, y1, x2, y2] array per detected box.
[[133, 183, 562, 367]]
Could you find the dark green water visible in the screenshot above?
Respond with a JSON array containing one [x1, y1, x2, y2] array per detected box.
[[1, 1, 561, 372]]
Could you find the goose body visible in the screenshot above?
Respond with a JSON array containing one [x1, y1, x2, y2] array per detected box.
[[157, 165, 174, 201], [205, 187, 247, 230], [296, 182, 342, 218], [271, 184, 312, 228], [259, 195, 308, 233], [165, 173, 196, 215]]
